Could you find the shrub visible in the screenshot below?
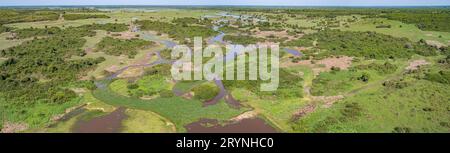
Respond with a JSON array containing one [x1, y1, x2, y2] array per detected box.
[[192, 83, 220, 101], [357, 72, 370, 82], [392, 127, 411, 133], [127, 83, 139, 89]]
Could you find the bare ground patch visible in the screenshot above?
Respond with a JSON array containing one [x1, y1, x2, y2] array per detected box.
[[406, 59, 430, 71], [1, 122, 28, 133], [229, 111, 258, 123], [282, 56, 353, 75]]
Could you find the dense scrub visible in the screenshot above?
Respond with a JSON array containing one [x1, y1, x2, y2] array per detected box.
[[353, 62, 398, 74], [0, 25, 13, 33], [95, 37, 154, 58], [0, 10, 59, 24], [12, 23, 128, 39], [14, 27, 61, 38], [0, 27, 106, 127], [285, 30, 438, 59], [137, 20, 217, 43], [63, 13, 110, 20], [381, 11, 450, 32]]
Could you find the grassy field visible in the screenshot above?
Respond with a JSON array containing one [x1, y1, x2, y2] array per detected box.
[[340, 18, 450, 45], [122, 109, 175, 133], [296, 79, 450, 133], [311, 59, 408, 96]]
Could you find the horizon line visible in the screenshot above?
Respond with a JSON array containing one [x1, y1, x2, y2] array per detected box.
[[1, 4, 450, 7]]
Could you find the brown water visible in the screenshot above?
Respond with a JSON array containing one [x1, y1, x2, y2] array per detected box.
[[73, 107, 127, 133], [185, 118, 277, 133]]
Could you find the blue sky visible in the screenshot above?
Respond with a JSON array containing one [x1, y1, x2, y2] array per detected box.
[[1, 0, 449, 6]]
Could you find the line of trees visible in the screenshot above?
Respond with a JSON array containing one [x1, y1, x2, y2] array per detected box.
[[63, 13, 110, 20]]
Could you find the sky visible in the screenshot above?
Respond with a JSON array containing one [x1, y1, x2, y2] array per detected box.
[[1, 0, 449, 6]]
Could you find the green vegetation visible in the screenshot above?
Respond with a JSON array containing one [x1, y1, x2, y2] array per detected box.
[[381, 11, 450, 32], [294, 78, 450, 132], [172, 17, 212, 26], [77, 23, 128, 32], [121, 109, 175, 133], [223, 35, 265, 45], [128, 74, 171, 97], [0, 25, 12, 33], [0, 10, 59, 24], [192, 82, 220, 101], [0, 24, 108, 128], [63, 14, 110, 20], [12, 23, 127, 39], [354, 62, 398, 74], [93, 81, 245, 132], [224, 68, 303, 99], [424, 70, 450, 84], [137, 20, 217, 43], [1, 7, 449, 133], [95, 37, 154, 58], [285, 30, 438, 59], [14, 27, 61, 38]]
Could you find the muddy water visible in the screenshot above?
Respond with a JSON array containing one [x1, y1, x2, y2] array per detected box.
[[73, 107, 127, 133], [185, 118, 277, 133]]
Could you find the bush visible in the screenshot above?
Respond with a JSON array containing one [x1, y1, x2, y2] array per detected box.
[[357, 72, 370, 82], [355, 62, 398, 74], [383, 79, 409, 89], [392, 127, 411, 133], [192, 83, 220, 101], [127, 83, 139, 89]]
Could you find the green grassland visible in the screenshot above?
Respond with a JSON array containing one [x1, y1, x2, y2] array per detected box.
[[122, 109, 175, 133]]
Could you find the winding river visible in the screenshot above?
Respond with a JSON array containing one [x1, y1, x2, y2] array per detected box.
[[78, 15, 285, 133]]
